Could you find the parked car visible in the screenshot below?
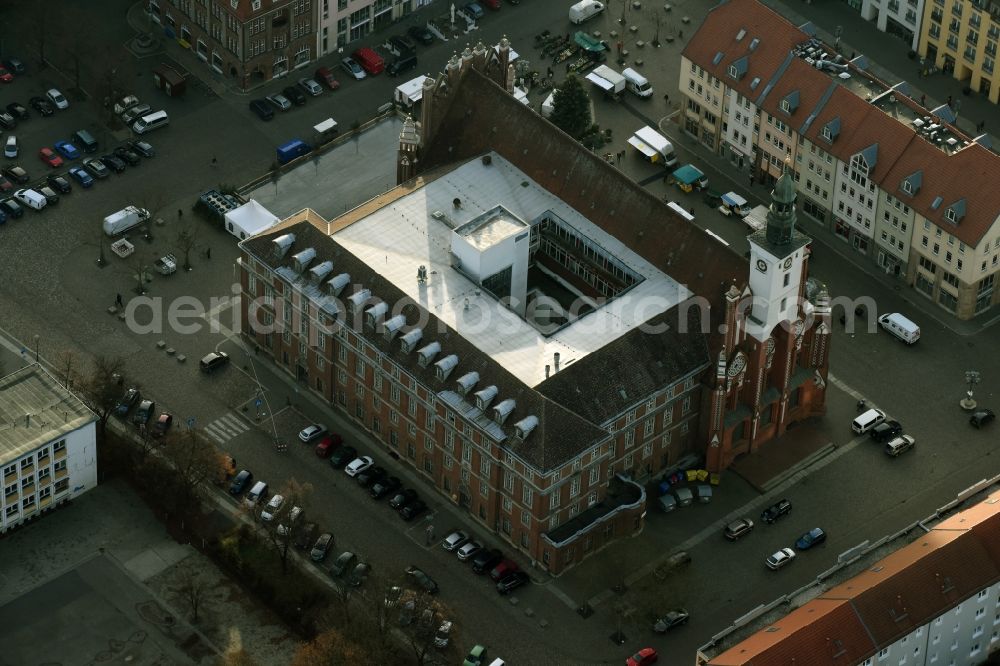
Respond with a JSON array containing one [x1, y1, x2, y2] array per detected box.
[[884, 434, 916, 457], [653, 608, 690, 632], [463, 645, 487, 666], [283, 85, 306, 106], [314, 434, 343, 458], [100, 154, 126, 173], [760, 499, 792, 524], [344, 456, 374, 477], [970, 408, 996, 428], [341, 57, 366, 80], [229, 469, 253, 495], [249, 98, 274, 121], [113, 145, 141, 166], [4, 136, 17, 158], [67, 166, 93, 188], [127, 139, 155, 157], [121, 103, 151, 124], [626, 648, 659, 666], [13, 188, 45, 210], [260, 494, 285, 521], [266, 93, 292, 111], [133, 399, 155, 425], [405, 565, 439, 594], [0, 198, 22, 218], [0, 66, 13, 83], [723, 517, 754, 541], [276, 507, 303, 536], [3, 58, 24, 74], [330, 551, 357, 577], [82, 157, 109, 179], [6, 102, 29, 120], [408, 25, 435, 45], [295, 522, 319, 549], [38, 185, 59, 205], [149, 412, 173, 437], [38, 148, 63, 168], [456, 540, 482, 562], [370, 475, 401, 499], [54, 140, 81, 160], [46, 174, 72, 193], [310, 532, 334, 561], [2, 165, 28, 183], [329, 445, 358, 469], [29, 97, 54, 117], [399, 499, 428, 521], [489, 558, 519, 582], [46, 88, 69, 109], [114, 388, 141, 416], [463, 2, 485, 20], [348, 562, 372, 587], [495, 570, 529, 594], [355, 465, 385, 487], [0, 176, 12, 192], [298, 423, 328, 443], [441, 530, 469, 552], [388, 34, 416, 55], [869, 420, 903, 443], [389, 489, 417, 509], [766, 547, 796, 570], [298, 77, 323, 96], [199, 351, 230, 373], [314, 66, 340, 90], [0, 112, 15, 130], [471, 548, 503, 574], [795, 527, 827, 550]]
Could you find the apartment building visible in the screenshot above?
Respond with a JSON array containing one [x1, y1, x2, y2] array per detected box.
[[858, 0, 926, 50], [317, 0, 422, 55], [237, 48, 830, 573], [0, 364, 98, 534], [149, 0, 318, 90], [917, 0, 1000, 104], [697, 487, 1000, 665], [684, 0, 1000, 319]]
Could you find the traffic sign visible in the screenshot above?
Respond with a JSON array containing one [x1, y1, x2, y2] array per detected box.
[[255, 398, 262, 407], [187, 417, 196, 428]]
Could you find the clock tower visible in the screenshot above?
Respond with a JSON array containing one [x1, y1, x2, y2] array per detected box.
[[745, 159, 811, 342]]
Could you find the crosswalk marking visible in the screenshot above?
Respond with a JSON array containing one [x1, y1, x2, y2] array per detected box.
[[203, 413, 251, 444]]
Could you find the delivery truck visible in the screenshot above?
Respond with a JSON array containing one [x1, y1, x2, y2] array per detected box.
[[276, 139, 311, 165], [622, 68, 653, 98], [103, 205, 151, 237], [628, 126, 677, 166], [585, 64, 625, 96]]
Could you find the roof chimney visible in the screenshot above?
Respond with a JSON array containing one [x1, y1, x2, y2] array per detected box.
[[553, 352, 560, 373], [545, 364, 550, 379]]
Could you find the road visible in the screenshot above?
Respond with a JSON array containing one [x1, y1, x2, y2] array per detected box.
[[0, 0, 997, 664]]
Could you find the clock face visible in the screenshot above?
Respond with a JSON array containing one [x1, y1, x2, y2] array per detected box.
[[783, 257, 793, 270], [765, 338, 776, 354], [756, 259, 768, 273], [727, 353, 746, 377]]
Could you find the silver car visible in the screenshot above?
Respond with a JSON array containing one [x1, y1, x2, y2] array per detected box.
[[310, 533, 334, 561], [341, 57, 367, 80], [441, 530, 469, 552], [298, 77, 323, 96], [766, 547, 796, 570], [266, 93, 292, 111]]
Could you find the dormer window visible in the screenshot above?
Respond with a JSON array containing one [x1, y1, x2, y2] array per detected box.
[[902, 180, 912, 195], [821, 127, 832, 141], [781, 100, 790, 113], [946, 209, 956, 223], [728, 64, 739, 78]]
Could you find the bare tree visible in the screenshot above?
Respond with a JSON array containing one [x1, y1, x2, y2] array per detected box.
[[174, 566, 210, 623], [26, 3, 51, 66], [220, 647, 260, 666], [161, 428, 227, 512], [176, 221, 199, 271], [399, 590, 451, 666], [77, 355, 125, 442], [258, 478, 314, 573], [129, 253, 152, 295], [55, 349, 76, 388], [290, 627, 368, 665]]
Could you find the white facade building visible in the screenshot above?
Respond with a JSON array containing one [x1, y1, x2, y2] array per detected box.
[[722, 89, 758, 171], [832, 147, 880, 255], [0, 364, 98, 533], [859, 0, 925, 50]]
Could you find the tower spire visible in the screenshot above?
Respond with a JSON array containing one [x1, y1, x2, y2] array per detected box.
[[765, 155, 797, 246]]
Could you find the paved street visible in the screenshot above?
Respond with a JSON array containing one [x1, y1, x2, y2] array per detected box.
[[0, 0, 998, 664]]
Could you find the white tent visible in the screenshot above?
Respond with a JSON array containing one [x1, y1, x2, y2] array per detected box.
[[224, 199, 280, 241], [395, 75, 432, 107], [541, 92, 556, 118]]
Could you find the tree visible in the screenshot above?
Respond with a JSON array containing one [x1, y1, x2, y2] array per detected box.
[[161, 429, 228, 512], [399, 590, 451, 666], [129, 253, 152, 295], [174, 566, 210, 623], [290, 628, 368, 665], [548, 74, 592, 139], [78, 355, 126, 442], [258, 478, 314, 573], [176, 221, 199, 271], [26, 3, 51, 65], [219, 647, 260, 666], [55, 349, 76, 388]]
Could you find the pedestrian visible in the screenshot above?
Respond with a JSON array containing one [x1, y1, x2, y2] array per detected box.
[[116, 293, 123, 308], [947, 95, 953, 108], [920, 93, 926, 106], [211, 156, 218, 167], [679, 29, 683, 39], [177, 208, 183, 220], [616, 151, 622, 164], [546, 66, 553, 78], [663, 93, 670, 105], [206, 247, 212, 260], [749, 174, 755, 187]]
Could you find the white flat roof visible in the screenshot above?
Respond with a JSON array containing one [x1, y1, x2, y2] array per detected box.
[[332, 152, 690, 387]]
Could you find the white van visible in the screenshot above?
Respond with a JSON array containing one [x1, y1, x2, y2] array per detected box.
[[622, 68, 653, 98], [132, 109, 169, 134], [569, 0, 605, 24], [852, 408, 886, 434], [103, 206, 151, 236], [244, 481, 268, 508], [14, 188, 47, 211], [878, 312, 920, 344]]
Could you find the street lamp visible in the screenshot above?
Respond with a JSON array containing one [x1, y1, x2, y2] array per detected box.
[[33, 335, 39, 363], [961, 370, 981, 410]]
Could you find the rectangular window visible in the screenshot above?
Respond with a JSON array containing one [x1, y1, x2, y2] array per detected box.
[[589, 467, 600, 484], [522, 486, 533, 504]]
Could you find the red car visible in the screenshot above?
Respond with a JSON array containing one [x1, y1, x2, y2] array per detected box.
[[0, 66, 12, 83], [39, 147, 64, 168], [626, 648, 658, 666], [314, 66, 340, 91], [314, 433, 343, 458], [151, 413, 174, 438]]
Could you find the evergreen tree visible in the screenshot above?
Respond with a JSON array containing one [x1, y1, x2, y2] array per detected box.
[[549, 74, 592, 139]]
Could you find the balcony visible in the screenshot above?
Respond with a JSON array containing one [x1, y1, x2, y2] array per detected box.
[[38, 495, 52, 510], [54, 447, 66, 461], [54, 468, 68, 481]]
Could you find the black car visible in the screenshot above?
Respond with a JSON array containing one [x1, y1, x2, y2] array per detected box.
[[495, 571, 530, 595], [2, 166, 29, 185], [283, 85, 306, 106], [127, 139, 155, 158], [46, 174, 72, 193], [100, 154, 127, 173], [83, 158, 110, 179], [249, 98, 274, 121], [471, 548, 503, 574], [113, 146, 141, 166], [356, 465, 386, 488], [760, 498, 792, 524], [0, 112, 15, 130], [0, 198, 23, 218], [399, 499, 428, 521], [653, 608, 691, 633], [28, 97, 54, 117], [970, 408, 996, 428], [6, 102, 28, 120], [370, 475, 401, 499], [389, 488, 418, 510], [38, 185, 59, 205], [199, 351, 230, 373], [408, 25, 435, 45], [115, 388, 141, 416], [405, 565, 439, 594], [329, 444, 358, 469], [869, 420, 903, 442], [4, 57, 25, 74], [387, 54, 418, 77], [388, 35, 416, 54], [229, 469, 253, 495]]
